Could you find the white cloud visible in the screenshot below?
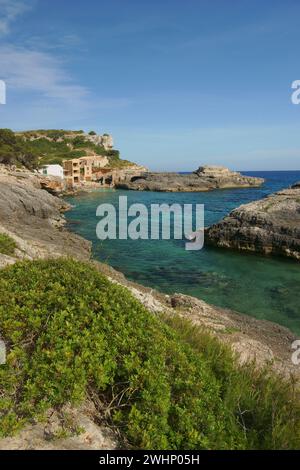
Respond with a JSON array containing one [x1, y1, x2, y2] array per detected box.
[[0, 45, 89, 102], [0, 1, 131, 128], [0, 0, 31, 36], [0, 43, 132, 130]]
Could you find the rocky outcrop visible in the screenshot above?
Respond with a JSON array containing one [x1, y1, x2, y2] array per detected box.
[[85, 133, 113, 150], [116, 165, 264, 192], [206, 184, 300, 260], [38, 174, 66, 195], [0, 167, 91, 266]]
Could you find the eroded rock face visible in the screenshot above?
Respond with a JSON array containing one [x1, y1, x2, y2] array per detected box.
[[0, 168, 91, 266], [38, 175, 66, 195], [85, 133, 113, 150], [116, 165, 264, 192], [206, 185, 300, 260]]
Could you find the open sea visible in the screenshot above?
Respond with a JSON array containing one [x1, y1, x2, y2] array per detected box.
[[65, 171, 300, 335]]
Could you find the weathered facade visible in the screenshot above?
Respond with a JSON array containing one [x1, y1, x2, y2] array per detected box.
[[63, 156, 147, 189], [63, 156, 109, 188]]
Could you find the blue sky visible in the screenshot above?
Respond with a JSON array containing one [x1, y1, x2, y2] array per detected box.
[[0, 0, 300, 171]]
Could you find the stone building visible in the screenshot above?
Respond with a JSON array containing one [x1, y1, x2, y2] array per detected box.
[[63, 155, 109, 188]]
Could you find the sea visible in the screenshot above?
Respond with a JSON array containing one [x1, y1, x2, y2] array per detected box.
[[65, 171, 300, 335]]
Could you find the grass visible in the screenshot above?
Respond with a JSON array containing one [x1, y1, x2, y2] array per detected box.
[[0, 233, 17, 256], [0, 258, 299, 449]]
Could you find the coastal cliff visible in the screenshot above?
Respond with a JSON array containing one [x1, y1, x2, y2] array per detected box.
[[0, 166, 90, 267], [206, 182, 300, 260], [116, 165, 264, 192]]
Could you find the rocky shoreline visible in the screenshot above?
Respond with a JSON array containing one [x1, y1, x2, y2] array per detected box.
[[116, 165, 264, 192], [0, 166, 299, 449], [206, 182, 300, 260], [0, 166, 297, 375], [0, 167, 90, 267]]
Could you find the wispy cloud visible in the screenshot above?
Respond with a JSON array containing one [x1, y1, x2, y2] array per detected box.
[[0, 0, 131, 118], [0, 44, 133, 110], [0, 0, 32, 36], [0, 45, 89, 103]]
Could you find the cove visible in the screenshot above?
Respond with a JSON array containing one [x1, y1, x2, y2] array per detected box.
[[65, 171, 300, 335]]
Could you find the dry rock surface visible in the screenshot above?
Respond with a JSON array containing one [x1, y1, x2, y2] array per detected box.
[[206, 183, 300, 260], [0, 402, 118, 450], [0, 167, 91, 267], [116, 165, 264, 192]]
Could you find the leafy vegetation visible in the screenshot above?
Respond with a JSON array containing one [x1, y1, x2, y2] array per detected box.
[[0, 258, 298, 449], [0, 129, 39, 169], [19, 130, 84, 139], [0, 233, 17, 256], [0, 129, 124, 169]]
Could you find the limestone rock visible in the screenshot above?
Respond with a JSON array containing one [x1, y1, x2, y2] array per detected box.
[[206, 184, 300, 260], [116, 166, 264, 192], [0, 167, 91, 262], [38, 174, 66, 195], [85, 133, 113, 150]]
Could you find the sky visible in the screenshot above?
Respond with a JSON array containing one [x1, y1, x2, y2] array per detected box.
[[0, 0, 300, 171]]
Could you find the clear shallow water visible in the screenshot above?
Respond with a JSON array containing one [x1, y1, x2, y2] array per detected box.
[[65, 171, 300, 335]]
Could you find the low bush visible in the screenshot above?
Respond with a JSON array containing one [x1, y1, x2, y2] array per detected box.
[[0, 129, 126, 169], [0, 259, 299, 449], [0, 233, 17, 256]]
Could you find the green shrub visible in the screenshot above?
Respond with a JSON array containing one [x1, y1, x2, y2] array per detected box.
[[0, 233, 17, 256], [0, 128, 132, 169], [0, 129, 39, 169], [163, 315, 300, 449], [0, 259, 299, 449], [72, 136, 87, 148]]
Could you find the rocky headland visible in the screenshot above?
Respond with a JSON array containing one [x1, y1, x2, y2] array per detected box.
[[206, 182, 300, 260], [116, 165, 264, 192]]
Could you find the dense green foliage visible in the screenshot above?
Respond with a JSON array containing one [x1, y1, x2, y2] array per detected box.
[[0, 129, 39, 169], [0, 259, 299, 449], [0, 129, 122, 169], [0, 233, 17, 256]]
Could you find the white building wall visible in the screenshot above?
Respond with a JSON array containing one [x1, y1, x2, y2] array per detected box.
[[39, 164, 64, 178]]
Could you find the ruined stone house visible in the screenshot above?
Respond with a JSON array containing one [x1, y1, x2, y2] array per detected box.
[[63, 155, 110, 188]]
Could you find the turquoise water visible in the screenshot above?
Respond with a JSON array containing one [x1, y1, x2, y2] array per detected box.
[[65, 171, 300, 335]]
